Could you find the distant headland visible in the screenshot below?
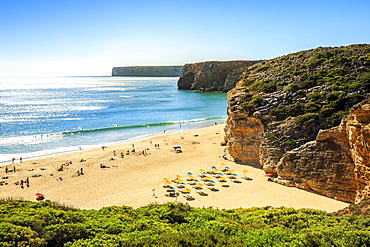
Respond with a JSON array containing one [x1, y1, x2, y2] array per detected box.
[[112, 66, 183, 77]]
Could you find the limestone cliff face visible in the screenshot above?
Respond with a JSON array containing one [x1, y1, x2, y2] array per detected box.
[[112, 66, 183, 77], [226, 92, 369, 203], [346, 101, 370, 202], [224, 45, 370, 203], [177, 61, 259, 91]]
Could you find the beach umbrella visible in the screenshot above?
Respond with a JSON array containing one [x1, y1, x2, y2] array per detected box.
[[199, 169, 205, 172], [187, 175, 195, 180], [175, 179, 184, 183], [230, 173, 238, 177], [167, 187, 175, 191], [183, 188, 191, 193], [211, 166, 217, 170], [36, 193, 43, 197], [218, 177, 226, 181], [204, 176, 212, 180], [214, 169, 220, 173], [175, 175, 182, 178], [207, 180, 215, 184], [186, 172, 193, 176], [196, 183, 204, 187], [265, 174, 273, 177], [163, 178, 169, 181], [164, 181, 171, 184], [192, 179, 199, 183], [226, 170, 233, 174]]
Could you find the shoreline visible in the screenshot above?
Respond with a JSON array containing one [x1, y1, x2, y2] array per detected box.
[[0, 124, 349, 212], [0, 119, 226, 165]]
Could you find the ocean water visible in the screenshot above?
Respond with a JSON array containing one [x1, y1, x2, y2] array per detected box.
[[0, 76, 227, 163]]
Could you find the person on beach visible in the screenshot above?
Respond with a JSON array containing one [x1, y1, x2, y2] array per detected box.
[[26, 177, 29, 187], [80, 168, 84, 175], [12, 158, 15, 164], [19, 157, 22, 163], [5, 167, 8, 173], [13, 166, 16, 172], [121, 152, 124, 158], [113, 151, 116, 156]]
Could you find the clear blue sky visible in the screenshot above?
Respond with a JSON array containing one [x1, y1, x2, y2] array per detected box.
[[1, 0, 369, 76]]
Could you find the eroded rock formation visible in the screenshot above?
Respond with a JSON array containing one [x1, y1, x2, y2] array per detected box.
[[177, 61, 259, 91], [224, 44, 370, 203]]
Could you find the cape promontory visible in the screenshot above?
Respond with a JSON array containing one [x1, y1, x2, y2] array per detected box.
[[177, 60, 260, 91], [112, 66, 183, 77], [223, 44, 370, 203]]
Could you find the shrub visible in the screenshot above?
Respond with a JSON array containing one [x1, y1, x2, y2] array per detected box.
[[249, 80, 277, 93], [295, 113, 319, 126]]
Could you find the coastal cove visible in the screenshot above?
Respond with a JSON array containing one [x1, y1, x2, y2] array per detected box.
[[0, 124, 349, 212], [0, 76, 227, 163]]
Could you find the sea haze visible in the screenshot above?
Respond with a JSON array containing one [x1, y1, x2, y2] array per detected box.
[[0, 76, 227, 162]]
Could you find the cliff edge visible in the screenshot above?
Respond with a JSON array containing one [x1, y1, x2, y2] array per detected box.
[[112, 66, 183, 77], [177, 60, 260, 92], [224, 44, 370, 203]]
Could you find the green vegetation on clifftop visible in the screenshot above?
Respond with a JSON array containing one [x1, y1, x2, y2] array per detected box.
[[1, 200, 370, 246], [238, 44, 370, 127]]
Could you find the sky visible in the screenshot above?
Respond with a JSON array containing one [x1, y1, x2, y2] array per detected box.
[[0, 0, 369, 76]]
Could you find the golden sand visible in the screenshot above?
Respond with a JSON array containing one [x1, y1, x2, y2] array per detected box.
[[0, 124, 349, 212]]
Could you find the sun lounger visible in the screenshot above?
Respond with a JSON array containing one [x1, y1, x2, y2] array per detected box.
[[183, 194, 194, 200]]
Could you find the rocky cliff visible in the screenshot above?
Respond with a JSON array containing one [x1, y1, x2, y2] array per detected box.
[[224, 44, 370, 203], [177, 61, 260, 91], [112, 66, 183, 77]]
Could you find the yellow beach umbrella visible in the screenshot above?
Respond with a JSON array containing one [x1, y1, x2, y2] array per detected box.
[[164, 181, 171, 184], [204, 176, 212, 180], [226, 170, 233, 174], [183, 188, 191, 193], [187, 175, 195, 180], [199, 169, 205, 172], [163, 178, 169, 181], [175, 175, 182, 178], [197, 183, 204, 187], [175, 179, 183, 183], [218, 177, 226, 181]]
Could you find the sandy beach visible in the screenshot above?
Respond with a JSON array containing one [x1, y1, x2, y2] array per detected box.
[[0, 124, 349, 212]]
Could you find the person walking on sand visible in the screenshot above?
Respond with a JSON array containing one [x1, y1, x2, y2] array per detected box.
[[152, 188, 155, 197], [12, 158, 15, 164], [19, 157, 22, 163], [5, 167, 8, 173]]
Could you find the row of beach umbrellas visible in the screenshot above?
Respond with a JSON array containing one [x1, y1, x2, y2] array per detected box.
[[162, 165, 250, 195]]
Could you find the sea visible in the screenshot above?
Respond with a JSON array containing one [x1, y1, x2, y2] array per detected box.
[[0, 75, 227, 163]]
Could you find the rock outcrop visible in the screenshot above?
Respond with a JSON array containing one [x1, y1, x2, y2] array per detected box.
[[112, 66, 183, 77], [224, 44, 370, 203], [177, 61, 260, 92]]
